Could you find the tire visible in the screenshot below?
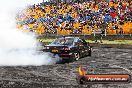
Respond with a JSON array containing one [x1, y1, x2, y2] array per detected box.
[[79, 77, 86, 84], [73, 52, 80, 61], [88, 50, 91, 56]]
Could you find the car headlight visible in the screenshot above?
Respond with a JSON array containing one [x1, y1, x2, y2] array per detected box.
[[90, 48, 92, 51]]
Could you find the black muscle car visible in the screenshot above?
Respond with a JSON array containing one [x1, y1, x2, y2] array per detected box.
[[42, 37, 92, 62]]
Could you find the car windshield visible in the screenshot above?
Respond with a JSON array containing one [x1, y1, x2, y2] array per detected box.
[[52, 38, 74, 46]]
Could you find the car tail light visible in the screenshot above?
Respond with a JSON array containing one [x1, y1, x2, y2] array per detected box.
[[43, 46, 49, 49], [62, 48, 70, 50]]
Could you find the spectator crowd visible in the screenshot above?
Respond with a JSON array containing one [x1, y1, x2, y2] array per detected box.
[[16, 0, 132, 35]]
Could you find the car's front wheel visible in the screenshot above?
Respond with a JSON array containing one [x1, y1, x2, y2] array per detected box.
[[73, 52, 80, 61], [88, 50, 91, 56]]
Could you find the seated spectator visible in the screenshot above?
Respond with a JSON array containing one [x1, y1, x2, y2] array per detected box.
[[16, 0, 132, 35]]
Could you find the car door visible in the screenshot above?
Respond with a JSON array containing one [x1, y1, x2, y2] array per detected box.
[[77, 39, 86, 56], [81, 39, 89, 55]]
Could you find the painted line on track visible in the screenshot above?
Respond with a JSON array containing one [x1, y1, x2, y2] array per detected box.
[[111, 65, 132, 75], [116, 53, 129, 58]]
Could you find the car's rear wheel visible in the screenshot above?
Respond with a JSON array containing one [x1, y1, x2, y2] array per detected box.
[[73, 52, 80, 61]]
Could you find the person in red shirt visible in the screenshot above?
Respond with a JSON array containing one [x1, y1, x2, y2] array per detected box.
[[110, 11, 118, 18]]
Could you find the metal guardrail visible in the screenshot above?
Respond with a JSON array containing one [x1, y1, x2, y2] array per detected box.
[[38, 34, 132, 40]]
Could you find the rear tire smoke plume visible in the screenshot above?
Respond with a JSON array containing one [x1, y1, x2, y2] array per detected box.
[[0, 0, 60, 66]]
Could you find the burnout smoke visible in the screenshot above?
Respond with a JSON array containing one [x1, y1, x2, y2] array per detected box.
[[0, 0, 59, 66]]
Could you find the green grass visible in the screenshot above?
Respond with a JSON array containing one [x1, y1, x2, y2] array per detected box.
[[38, 39, 54, 42], [38, 39, 132, 45], [102, 40, 132, 45]]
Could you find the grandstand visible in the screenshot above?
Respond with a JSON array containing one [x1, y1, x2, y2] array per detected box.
[[16, 0, 132, 35]]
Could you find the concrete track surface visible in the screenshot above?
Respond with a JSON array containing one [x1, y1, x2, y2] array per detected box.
[[0, 47, 132, 88]]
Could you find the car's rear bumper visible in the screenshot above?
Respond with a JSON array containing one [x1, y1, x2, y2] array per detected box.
[[57, 53, 74, 61], [43, 50, 74, 61]]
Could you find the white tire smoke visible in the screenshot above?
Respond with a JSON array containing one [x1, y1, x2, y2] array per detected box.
[[0, 0, 60, 66]]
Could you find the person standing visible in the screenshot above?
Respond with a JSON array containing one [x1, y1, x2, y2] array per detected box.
[[93, 28, 103, 43]]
